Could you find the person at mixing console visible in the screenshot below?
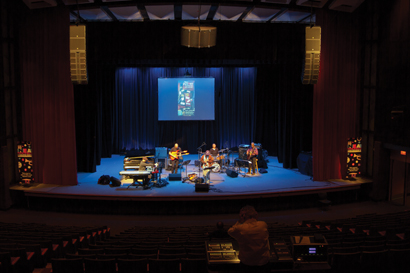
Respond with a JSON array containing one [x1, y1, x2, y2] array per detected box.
[[228, 205, 270, 273]]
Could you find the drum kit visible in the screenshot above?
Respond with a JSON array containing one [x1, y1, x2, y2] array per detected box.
[[197, 148, 229, 173]]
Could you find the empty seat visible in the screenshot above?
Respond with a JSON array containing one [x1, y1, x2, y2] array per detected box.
[[78, 248, 104, 255], [331, 252, 361, 273], [117, 258, 148, 273], [52, 258, 84, 273], [360, 250, 388, 273], [181, 258, 208, 273], [84, 258, 116, 273], [388, 248, 410, 273], [96, 253, 128, 260], [148, 258, 180, 273]]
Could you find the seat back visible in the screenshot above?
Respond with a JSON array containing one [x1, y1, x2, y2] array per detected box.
[[51, 258, 84, 273], [117, 258, 148, 273]]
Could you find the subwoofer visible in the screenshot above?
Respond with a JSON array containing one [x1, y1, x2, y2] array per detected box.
[[195, 183, 209, 192], [168, 173, 181, 181]]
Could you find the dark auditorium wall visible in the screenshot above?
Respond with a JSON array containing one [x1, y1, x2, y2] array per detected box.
[[375, 0, 410, 147]]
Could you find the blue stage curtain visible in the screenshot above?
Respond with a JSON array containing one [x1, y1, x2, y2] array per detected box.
[[113, 67, 256, 154]]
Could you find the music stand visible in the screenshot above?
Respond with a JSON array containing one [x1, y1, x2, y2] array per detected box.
[[181, 160, 191, 182]]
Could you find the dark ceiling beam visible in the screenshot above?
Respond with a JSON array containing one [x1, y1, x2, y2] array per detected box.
[[137, 4, 150, 21], [101, 6, 119, 21], [62, 1, 316, 13], [206, 4, 219, 20], [69, 10, 86, 24], [174, 4, 182, 20], [267, 8, 287, 22], [237, 6, 254, 22]]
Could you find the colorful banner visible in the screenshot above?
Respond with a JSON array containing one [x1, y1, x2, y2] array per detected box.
[[347, 137, 362, 179], [17, 141, 34, 184]]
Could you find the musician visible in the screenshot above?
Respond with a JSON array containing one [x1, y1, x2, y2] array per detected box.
[[169, 143, 182, 174], [246, 142, 259, 175], [139, 157, 155, 171], [139, 157, 154, 186], [201, 150, 214, 184], [210, 143, 219, 157]]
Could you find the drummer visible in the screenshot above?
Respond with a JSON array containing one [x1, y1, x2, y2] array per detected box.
[[210, 143, 219, 157]]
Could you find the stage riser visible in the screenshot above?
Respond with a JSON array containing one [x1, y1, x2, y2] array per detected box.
[[20, 186, 371, 215]]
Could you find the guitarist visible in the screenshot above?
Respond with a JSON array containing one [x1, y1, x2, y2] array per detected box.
[[246, 142, 259, 175], [200, 150, 214, 184], [169, 143, 182, 174]]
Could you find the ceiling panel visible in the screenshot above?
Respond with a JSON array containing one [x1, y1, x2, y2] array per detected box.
[[145, 5, 174, 20], [243, 7, 281, 22], [273, 10, 312, 22], [110, 6, 142, 21], [78, 8, 111, 21], [182, 5, 211, 20]]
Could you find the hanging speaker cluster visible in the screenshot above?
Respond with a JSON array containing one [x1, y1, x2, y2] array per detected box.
[[181, 25, 217, 48], [69, 25, 88, 84], [303, 26, 321, 84]]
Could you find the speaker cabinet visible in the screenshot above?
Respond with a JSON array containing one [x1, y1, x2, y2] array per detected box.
[[303, 26, 321, 85], [181, 25, 216, 48], [195, 183, 209, 192], [70, 25, 88, 84], [168, 173, 182, 181], [226, 169, 238, 178]]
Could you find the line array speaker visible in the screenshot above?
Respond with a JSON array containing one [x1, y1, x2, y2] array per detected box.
[[303, 26, 321, 84], [70, 25, 88, 84]]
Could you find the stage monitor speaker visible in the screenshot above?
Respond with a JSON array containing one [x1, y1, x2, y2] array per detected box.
[[226, 169, 238, 178], [297, 152, 313, 176], [70, 25, 88, 84], [303, 26, 321, 85], [195, 183, 209, 192], [168, 173, 181, 181]]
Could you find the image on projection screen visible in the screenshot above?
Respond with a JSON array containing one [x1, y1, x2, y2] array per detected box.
[[178, 80, 195, 117], [158, 78, 215, 121]]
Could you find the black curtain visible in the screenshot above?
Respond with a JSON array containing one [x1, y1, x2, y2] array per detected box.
[[74, 21, 313, 172]]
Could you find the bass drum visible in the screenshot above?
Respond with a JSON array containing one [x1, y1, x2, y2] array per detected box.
[[211, 162, 220, 173]]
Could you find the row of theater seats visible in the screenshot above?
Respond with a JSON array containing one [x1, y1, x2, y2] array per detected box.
[[51, 226, 212, 273], [296, 211, 410, 273], [2, 210, 410, 273], [0, 222, 109, 273]]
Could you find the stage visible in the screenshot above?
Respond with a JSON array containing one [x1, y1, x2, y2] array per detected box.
[[10, 154, 372, 215]]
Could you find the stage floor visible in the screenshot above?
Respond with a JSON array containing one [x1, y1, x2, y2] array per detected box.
[[11, 154, 372, 202]]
